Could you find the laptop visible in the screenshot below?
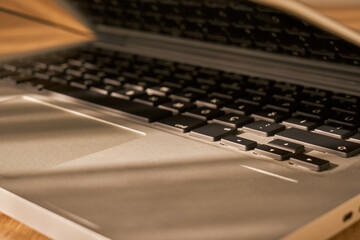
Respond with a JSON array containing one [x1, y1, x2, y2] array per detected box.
[[0, 0, 359, 239]]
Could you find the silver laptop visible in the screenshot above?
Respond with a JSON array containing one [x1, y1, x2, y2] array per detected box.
[[0, 0, 359, 239]]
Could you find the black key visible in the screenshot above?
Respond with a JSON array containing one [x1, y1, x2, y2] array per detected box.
[[243, 120, 285, 137], [220, 135, 257, 151], [111, 89, 145, 100], [170, 91, 205, 102], [141, 75, 162, 84], [349, 133, 360, 144], [51, 74, 78, 85], [254, 145, 292, 161], [213, 113, 253, 128], [314, 125, 357, 139], [66, 67, 85, 77], [289, 154, 330, 172], [245, 86, 269, 96], [43, 84, 171, 122], [90, 84, 120, 95], [48, 63, 68, 73], [222, 103, 260, 115], [163, 78, 188, 89], [220, 81, 243, 91], [190, 123, 236, 141], [124, 81, 153, 91], [70, 79, 97, 89], [265, 100, 298, 113], [83, 72, 105, 82], [158, 101, 195, 114], [155, 115, 206, 133], [331, 101, 358, 115], [134, 95, 169, 106], [251, 109, 289, 123], [103, 77, 124, 86], [267, 139, 305, 154], [302, 87, 329, 97], [184, 107, 223, 120], [301, 94, 329, 108], [211, 89, 240, 100], [327, 112, 359, 128], [195, 97, 228, 109], [186, 83, 214, 94], [236, 94, 268, 106], [282, 118, 321, 131], [332, 93, 358, 104], [146, 86, 174, 96], [273, 90, 301, 102], [295, 105, 327, 120], [275, 128, 360, 157], [34, 71, 58, 81]]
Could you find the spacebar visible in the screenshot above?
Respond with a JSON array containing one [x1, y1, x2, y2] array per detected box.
[[44, 84, 172, 122], [275, 128, 360, 158]]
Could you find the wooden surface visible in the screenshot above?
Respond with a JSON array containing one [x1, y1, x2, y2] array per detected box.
[[0, 0, 359, 239], [0, 0, 92, 55]]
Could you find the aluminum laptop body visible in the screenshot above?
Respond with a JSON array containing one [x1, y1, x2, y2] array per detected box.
[[0, 0, 359, 239]]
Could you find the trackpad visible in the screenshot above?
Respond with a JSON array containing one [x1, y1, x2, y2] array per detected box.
[[0, 97, 141, 176]]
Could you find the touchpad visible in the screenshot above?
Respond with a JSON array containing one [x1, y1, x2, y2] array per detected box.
[[0, 97, 141, 176]]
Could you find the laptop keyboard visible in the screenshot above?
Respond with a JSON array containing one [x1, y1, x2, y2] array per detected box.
[[1, 46, 359, 172], [70, 0, 360, 67]]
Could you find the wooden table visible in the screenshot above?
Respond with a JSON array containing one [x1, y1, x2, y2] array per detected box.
[[0, 0, 359, 239]]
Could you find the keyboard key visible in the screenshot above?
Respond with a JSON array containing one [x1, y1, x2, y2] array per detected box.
[[221, 135, 257, 151], [124, 80, 154, 91], [332, 93, 358, 104], [186, 83, 215, 95], [302, 87, 329, 97], [314, 125, 357, 139], [275, 128, 360, 157], [111, 89, 145, 100], [243, 120, 285, 137], [331, 101, 358, 115], [90, 84, 120, 95], [190, 123, 236, 141], [273, 90, 301, 102], [70, 79, 97, 89], [282, 118, 321, 131], [327, 112, 359, 128], [222, 103, 260, 115], [134, 95, 169, 106], [170, 91, 205, 102], [289, 154, 330, 172], [251, 109, 289, 123], [212, 89, 240, 100], [267, 139, 305, 154], [213, 113, 253, 128], [195, 97, 228, 109], [301, 94, 329, 108], [295, 105, 328, 120], [184, 107, 223, 120], [158, 101, 195, 114], [236, 94, 268, 106], [265, 100, 298, 113], [254, 145, 292, 161], [146, 86, 174, 96], [155, 115, 206, 133], [43, 84, 171, 122], [349, 133, 360, 143]]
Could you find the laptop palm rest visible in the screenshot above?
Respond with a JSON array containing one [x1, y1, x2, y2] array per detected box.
[[0, 96, 141, 176]]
